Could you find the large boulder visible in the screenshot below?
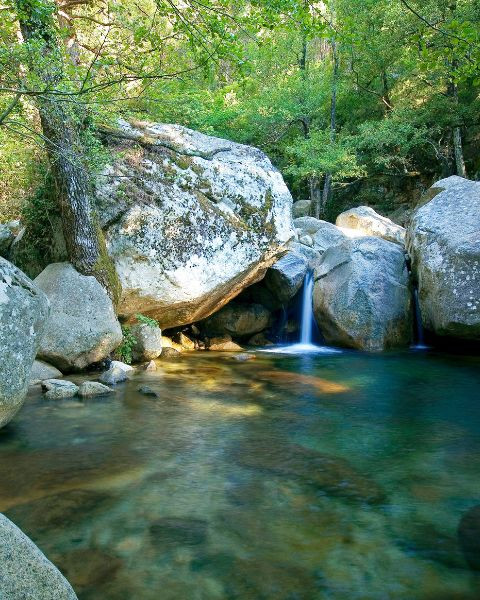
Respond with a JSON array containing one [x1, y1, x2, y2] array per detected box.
[[34, 263, 122, 371], [336, 206, 406, 245], [407, 176, 480, 340], [264, 251, 308, 304], [0, 514, 78, 599], [313, 237, 411, 351], [97, 119, 293, 329], [201, 302, 271, 338], [0, 258, 49, 428]]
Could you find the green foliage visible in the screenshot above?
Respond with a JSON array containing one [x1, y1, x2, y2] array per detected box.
[[115, 326, 137, 364], [135, 313, 160, 328], [1, 0, 480, 226]]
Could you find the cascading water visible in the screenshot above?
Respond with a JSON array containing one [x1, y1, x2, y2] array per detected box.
[[412, 286, 428, 349], [299, 270, 315, 345], [260, 270, 341, 355]]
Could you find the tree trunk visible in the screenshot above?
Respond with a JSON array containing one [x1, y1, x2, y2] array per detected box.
[[453, 125, 466, 178], [321, 36, 339, 219], [309, 176, 323, 218], [15, 0, 121, 303]]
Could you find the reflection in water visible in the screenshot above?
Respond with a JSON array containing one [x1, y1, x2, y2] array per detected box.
[[1, 350, 480, 599]]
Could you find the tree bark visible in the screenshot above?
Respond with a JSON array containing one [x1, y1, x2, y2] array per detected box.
[[15, 0, 121, 303]]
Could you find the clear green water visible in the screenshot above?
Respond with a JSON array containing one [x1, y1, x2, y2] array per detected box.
[[1, 349, 480, 599]]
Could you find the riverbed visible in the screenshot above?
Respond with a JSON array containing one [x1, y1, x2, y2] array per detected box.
[[1, 349, 479, 599]]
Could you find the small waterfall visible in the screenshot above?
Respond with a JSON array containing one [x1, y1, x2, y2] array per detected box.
[[299, 270, 315, 345], [412, 286, 427, 348], [258, 270, 341, 354]]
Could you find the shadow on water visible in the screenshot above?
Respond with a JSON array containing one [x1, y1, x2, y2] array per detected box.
[[0, 350, 480, 598]]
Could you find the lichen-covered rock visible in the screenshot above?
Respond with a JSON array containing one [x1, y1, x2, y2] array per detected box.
[[407, 176, 480, 340], [201, 302, 271, 338], [0, 258, 49, 428], [313, 237, 411, 351], [0, 513, 78, 599], [336, 206, 406, 245], [264, 251, 308, 304], [34, 263, 122, 371], [130, 322, 162, 362], [97, 119, 293, 329]]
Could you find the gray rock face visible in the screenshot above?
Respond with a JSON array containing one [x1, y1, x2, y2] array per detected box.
[[313, 237, 411, 351], [292, 199, 311, 218], [336, 206, 406, 245], [293, 217, 326, 236], [0, 258, 49, 428], [130, 322, 163, 362], [311, 221, 347, 254], [97, 119, 293, 329], [34, 263, 122, 371], [264, 251, 308, 304], [30, 360, 63, 385], [407, 176, 480, 340], [0, 513, 78, 599], [201, 302, 271, 338]]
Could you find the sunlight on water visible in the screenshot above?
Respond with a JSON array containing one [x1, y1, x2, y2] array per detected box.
[[0, 350, 479, 599]]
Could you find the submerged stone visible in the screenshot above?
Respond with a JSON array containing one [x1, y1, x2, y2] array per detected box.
[[234, 441, 385, 504], [5, 489, 114, 536], [138, 385, 159, 398], [149, 517, 208, 548], [458, 504, 480, 571], [52, 548, 123, 591]]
